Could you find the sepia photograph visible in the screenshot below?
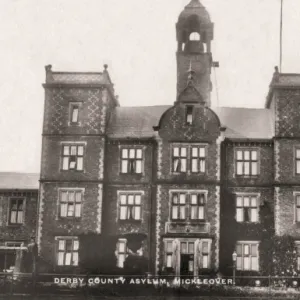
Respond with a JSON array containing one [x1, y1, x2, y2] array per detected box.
[[1, 0, 300, 299]]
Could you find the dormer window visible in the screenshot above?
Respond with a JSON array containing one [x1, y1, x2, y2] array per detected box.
[[186, 106, 194, 125], [189, 32, 200, 41]]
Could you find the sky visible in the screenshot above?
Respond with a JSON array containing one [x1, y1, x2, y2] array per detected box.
[[1, 0, 300, 173]]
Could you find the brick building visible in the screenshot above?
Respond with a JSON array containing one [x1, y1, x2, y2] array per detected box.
[[0, 173, 39, 272], [37, 0, 300, 275]]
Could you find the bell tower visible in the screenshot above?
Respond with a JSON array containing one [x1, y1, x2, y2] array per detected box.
[[176, 0, 214, 106]]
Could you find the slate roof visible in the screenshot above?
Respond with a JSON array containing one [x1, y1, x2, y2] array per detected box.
[[0, 173, 39, 190], [107, 105, 274, 140]]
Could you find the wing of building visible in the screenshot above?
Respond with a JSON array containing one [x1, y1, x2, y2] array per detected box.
[[34, 0, 300, 276]]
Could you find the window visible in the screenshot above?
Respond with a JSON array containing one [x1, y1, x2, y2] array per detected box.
[[201, 241, 209, 269], [70, 103, 80, 124], [236, 149, 258, 176], [295, 194, 300, 222], [165, 241, 173, 268], [56, 238, 79, 266], [170, 191, 206, 221], [186, 106, 194, 125], [191, 146, 206, 173], [189, 32, 200, 41], [59, 190, 83, 218], [296, 148, 300, 175], [120, 148, 143, 174], [116, 239, 127, 268], [119, 193, 142, 221], [236, 195, 259, 223], [62, 144, 84, 171], [9, 198, 24, 225], [236, 242, 259, 271], [190, 194, 205, 220], [172, 147, 187, 173], [296, 243, 300, 270], [171, 193, 187, 220], [172, 144, 207, 174], [0, 242, 24, 271]]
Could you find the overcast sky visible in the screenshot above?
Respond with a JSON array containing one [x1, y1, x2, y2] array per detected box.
[[1, 0, 300, 173]]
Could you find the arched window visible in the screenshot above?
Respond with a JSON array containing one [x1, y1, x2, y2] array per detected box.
[[189, 32, 200, 41]]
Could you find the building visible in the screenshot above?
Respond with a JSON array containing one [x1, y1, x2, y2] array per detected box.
[[37, 0, 300, 276], [0, 172, 39, 272]]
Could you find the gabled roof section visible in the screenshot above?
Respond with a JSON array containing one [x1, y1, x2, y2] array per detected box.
[[107, 106, 170, 138], [107, 105, 274, 140], [0, 173, 39, 190]]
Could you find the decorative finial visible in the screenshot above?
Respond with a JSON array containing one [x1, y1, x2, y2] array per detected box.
[[104, 64, 108, 71], [45, 65, 52, 72]]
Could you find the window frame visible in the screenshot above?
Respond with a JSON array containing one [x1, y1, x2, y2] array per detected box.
[[119, 147, 144, 175], [116, 238, 127, 268], [8, 197, 25, 226], [235, 148, 259, 177], [169, 190, 208, 222], [57, 188, 84, 219], [236, 241, 259, 271], [295, 147, 300, 175], [68, 102, 82, 126], [171, 144, 207, 175], [118, 192, 143, 221], [235, 193, 260, 223], [55, 236, 79, 267], [61, 143, 86, 172], [294, 192, 300, 223]]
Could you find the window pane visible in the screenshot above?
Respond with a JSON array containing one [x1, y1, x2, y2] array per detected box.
[[121, 160, 128, 173], [251, 151, 257, 160], [180, 194, 186, 204], [244, 197, 250, 207], [135, 161, 142, 173], [135, 195, 141, 205], [181, 148, 187, 157], [166, 241, 173, 252], [60, 203, 67, 217], [120, 207, 127, 220], [244, 245, 250, 255], [173, 158, 179, 172], [251, 197, 257, 207], [296, 149, 300, 159], [75, 204, 81, 217], [244, 151, 250, 161], [251, 244, 257, 256], [128, 195, 134, 205], [120, 195, 127, 205], [198, 207, 204, 219], [236, 257, 242, 270], [69, 192, 75, 203], [297, 208, 300, 222], [67, 204, 74, 216], [65, 253, 72, 265], [58, 252, 64, 266], [75, 192, 82, 203], [202, 255, 208, 268], [189, 260, 194, 272], [236, 208, 243, 222], [136, 149, 142, 159], [179, 206, 186, 219], [118, 254, 125, 268], [251, 257, 258, 271], [129, 149, 135, 158], [58, 240, 65, 250], [199, 147, 205, 158], [200, 160, 205, 173], [72, 107, 79, 123], [236, 244, 242, 256], [191, 194, 197, 205], [63, 146, 70, 156], [78, 146, 84, 156], [181, 243, 187, 254], [172, 206, 178, 219], [119, 241, 126, 253], [191, 206, 197, 219], [236, 151, 243, 160], [237, 162, 243, 175], [122, 149, 128, 159], [72, 252, 79, 266], [17, 212, 23, 224], [134, 207, 141, 220], [69, 158, 76, 169], [173, 147, 179, 157], [244, 257, 250, 270], [70, 146, 77, 155], [297, 161, 300, 174], [77, 157, 83, 170], [166, 255, 172, 268], [244, 162, 250, 175], [181, 158, 187, 172], [62, 157, 69, 170], [252, 162, 258, 175], [202, 242, 208, 253], [10, 211, 17, 223], [192, 147, 198, 157], [297, 196, 300, 206], [236, 196, 243, 207], [188, 243, 194, 254], [251, 209, 258, 222], [191, 159, 198, 172]]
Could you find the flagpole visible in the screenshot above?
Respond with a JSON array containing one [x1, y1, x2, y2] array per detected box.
[[280, 0, 283, 72]]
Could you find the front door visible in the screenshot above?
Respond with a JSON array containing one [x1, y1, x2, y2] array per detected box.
[[180, 253, 194, 276]]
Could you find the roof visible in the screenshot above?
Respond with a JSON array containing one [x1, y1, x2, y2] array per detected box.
[[0, 173, 39, 190], [44, 64, 111, 85], [107, 105, 274, 140], [178, 0, 211, 25], [272, 73, 300, 87]]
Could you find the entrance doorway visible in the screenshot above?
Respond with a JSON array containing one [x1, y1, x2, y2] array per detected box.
[[180, 241, 194, 276]]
